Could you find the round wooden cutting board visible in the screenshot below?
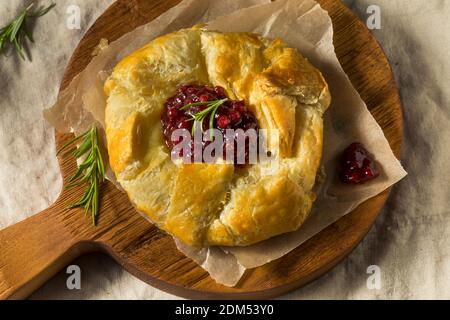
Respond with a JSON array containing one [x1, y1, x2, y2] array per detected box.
[[0, 0, 403, 299]]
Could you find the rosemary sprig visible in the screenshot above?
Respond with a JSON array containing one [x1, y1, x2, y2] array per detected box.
[[57, 126, 105, 225], [180, 98, 228, 138], [0, 2, 56, 60]]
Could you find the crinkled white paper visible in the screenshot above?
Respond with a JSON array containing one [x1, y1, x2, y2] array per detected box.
[[44, 0, 406, 287]]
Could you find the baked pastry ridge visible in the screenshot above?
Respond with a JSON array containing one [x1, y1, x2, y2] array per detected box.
[[104, 26, 331, 247]]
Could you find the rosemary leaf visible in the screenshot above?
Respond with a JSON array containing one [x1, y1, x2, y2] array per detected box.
[[180, 98, 228, 137], [0, 2, 55, 60], [58, 126, 105, 225]]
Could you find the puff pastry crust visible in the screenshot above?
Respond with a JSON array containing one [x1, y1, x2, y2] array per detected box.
[[104, 27, 331, 247]]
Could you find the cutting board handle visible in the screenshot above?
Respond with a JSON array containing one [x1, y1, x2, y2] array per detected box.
[[0, 205, 90, 299]]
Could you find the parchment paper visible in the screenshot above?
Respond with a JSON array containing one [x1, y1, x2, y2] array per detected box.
[[44, 0, 407, 287]]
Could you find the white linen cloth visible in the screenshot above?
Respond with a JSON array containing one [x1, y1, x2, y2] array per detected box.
[[0, 0, 448, 299]]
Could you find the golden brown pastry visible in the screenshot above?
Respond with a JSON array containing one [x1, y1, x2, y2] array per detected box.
[[104, 26, 331, 247]]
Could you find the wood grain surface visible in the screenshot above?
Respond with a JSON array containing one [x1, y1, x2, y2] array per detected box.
[[0, 0, 403, 299]]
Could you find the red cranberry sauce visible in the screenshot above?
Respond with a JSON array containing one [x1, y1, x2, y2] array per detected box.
[[340, 142, 379, 184], [161, 84, 259, 164]]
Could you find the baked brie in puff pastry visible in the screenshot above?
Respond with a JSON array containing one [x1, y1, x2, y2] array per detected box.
[[104, 26, 331, 247]]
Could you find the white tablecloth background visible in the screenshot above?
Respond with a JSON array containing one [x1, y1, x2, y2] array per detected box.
[[1, 0, 448, 299]]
